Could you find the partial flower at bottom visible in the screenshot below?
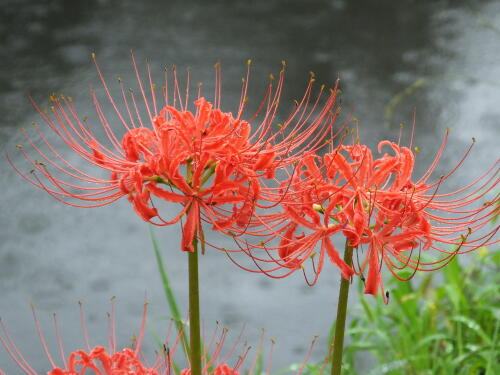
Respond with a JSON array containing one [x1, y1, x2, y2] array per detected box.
[[0, 301, 247, 375]]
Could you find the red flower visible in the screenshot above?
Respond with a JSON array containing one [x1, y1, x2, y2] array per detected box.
[[10, 54, 340, 252], [0, 301, 246, 375], [231, 129, 498, 295], [1, 301, 161, 374]]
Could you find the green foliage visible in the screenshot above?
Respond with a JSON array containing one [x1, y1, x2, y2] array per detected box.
[[343, 249, 500, 375]]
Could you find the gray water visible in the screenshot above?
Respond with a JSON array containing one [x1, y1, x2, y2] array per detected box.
[[1, 0, 499, 373]]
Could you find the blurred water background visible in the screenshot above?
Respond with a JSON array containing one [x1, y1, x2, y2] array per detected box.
[[1, 0, 499, 373]]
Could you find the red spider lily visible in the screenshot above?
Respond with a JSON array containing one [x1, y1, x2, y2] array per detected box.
[[9, 54, 340, 252], [226, 127, 499, 296], [0, 301, 249, 375], [0, 301, 321, 375]]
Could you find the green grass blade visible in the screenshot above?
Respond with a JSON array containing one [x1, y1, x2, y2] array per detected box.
[[450, 315, 492, 345], [149, 225, 190, 358]]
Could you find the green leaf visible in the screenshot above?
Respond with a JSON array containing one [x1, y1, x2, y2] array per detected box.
[[450, 315, 492, 344], [415, 333, 450, 349], [149, 225, 190, 359], [367, 359, 409, 375]]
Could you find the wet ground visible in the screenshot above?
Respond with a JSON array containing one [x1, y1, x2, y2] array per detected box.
[[1, 0, 499, 373]]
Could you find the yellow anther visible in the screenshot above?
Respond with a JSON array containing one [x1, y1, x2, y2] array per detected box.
[[247, 59, 252, 65], [276, 123, 283, 128], [309, 71, 315, 78], [269, 73, 275, 80], [213, 61, 220, 68], [281, 60, 286, 67], [312, 203, 323, 213], [67, 96, 73, 102], [31, 122, 37, 126], [91, 52, 96, 59], [310, 252, 316, 259], [472, 137, 476, 142], [16, 144, 23, 149], [294, 99, 299, 106], [414, 146, 420, 153], [198, 82, 203, 87], [445, 127, 451, 134]]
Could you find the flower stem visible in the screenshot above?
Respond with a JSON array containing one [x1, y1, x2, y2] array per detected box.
[[331, 241, 354, 375], [188, 238, 202, 375]]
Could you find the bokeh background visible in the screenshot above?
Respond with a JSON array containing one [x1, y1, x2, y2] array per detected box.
[[1, 0, 499, 373]]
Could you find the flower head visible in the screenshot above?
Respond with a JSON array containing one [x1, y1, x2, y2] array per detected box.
[[10, 54, 340, 252], [229, 126, 499, 296], [1, 301, 320, 375], [0, 301, 249, 375]]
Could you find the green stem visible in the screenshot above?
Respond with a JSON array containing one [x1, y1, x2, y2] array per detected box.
[[188, 238, 202, 375], [331, 241, 354, 375]]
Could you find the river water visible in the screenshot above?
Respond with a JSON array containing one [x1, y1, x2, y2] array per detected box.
[[1, 0, 499, 373]]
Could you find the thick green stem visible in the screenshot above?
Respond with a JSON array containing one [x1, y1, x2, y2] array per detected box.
[[331, 241, 354, 375], [188, 238, 202, 375]]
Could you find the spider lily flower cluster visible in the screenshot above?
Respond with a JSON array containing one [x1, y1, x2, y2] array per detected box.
[[10, 55, 340, 253], [232, 128, 499, 298], [0, 302, 167, 374], [0, 301, 317, 375], [0, 301, 249, 375]]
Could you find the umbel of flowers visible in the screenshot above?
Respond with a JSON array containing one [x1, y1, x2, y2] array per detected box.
[[10, 55, 339, 253], [0, 301, 261, 375], [234, 130, 498, 295], [225, 125, 498, 373]]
